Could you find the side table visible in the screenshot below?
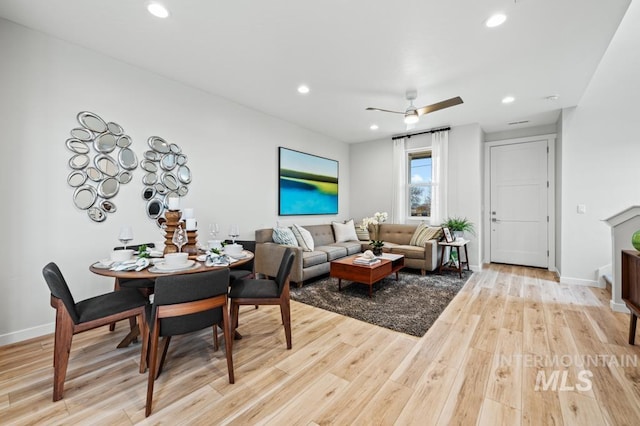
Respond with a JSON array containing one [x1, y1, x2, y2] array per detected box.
[[438, 239, 470, 278]]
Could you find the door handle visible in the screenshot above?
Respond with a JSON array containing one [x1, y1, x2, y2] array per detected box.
[[492, 218, 500, 223]]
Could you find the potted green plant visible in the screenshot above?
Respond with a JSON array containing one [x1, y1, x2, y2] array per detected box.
[[442, 216, 475, 240], [369, 240, 384, 256]]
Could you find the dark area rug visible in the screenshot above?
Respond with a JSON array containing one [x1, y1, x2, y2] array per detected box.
[[290, 270, 472, 337]]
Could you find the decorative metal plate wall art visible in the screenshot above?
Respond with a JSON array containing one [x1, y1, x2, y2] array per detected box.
[[66, 111, 138, 222], [141, 136, 191, 226]]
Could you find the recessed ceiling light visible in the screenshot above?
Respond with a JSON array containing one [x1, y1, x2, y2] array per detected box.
[[486, 13, 507, 28], [297, 85, 310, 94], [147, 3, 169, 18], [502, 96, 515, 104], [370, 124, 379, 130]]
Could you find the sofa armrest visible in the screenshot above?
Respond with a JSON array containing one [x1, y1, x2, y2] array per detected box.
[[424, 240, 440, 271], [255, 242, 304, 282]]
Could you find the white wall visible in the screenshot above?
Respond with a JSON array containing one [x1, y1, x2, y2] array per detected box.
[[449, 124, 483, 269], [558, 0, 640, 285], [0, 19, 349, 344], [349, 137, 394, 222], [555, 113, 564, 275]]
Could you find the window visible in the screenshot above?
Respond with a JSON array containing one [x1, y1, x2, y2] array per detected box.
[[408, 151, 433, 218]]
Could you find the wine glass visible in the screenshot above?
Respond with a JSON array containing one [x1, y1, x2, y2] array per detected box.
[[118, 225, 133, 249], [228, 224, 240, 244], [209, 223, 219, 240], [172, 225, 188, 253]]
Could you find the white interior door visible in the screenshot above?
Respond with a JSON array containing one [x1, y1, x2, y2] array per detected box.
[[490, 140, 548, 268]]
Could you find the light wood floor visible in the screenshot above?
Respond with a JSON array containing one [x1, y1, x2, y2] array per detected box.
[[2, 264, 640, 425]]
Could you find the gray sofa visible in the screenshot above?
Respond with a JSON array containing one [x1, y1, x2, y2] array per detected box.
[[255, 224, 361, 286], [255, 223, 442, 287]]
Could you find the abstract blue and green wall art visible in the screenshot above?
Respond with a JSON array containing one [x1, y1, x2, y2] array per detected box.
[[279, 147, 338, 215]]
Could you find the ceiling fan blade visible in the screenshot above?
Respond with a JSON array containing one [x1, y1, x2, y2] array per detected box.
[[365, 107, 405, 114], [416, 96, 463, 116]]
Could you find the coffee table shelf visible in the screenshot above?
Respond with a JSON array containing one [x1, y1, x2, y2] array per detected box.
[[330, 253, 405, 298]]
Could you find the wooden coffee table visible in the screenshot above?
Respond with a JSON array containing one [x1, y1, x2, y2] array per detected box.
[[330, 253, 405, 298]]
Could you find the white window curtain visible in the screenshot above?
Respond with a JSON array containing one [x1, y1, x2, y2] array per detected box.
[[391, 138, 406, 223], [430, 130, 448, 225]]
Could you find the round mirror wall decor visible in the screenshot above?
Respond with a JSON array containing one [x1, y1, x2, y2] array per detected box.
[[65, 111, 138, 222], [141, 136, 191, 224]]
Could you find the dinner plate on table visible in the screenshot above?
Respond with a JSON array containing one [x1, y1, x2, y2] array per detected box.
[[226, 252, 247, 259], [92, 261, 113, 269], [149, 260, 198, 273]]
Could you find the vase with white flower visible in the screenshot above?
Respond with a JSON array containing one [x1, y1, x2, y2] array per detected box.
[[360, 211, 388, 256]]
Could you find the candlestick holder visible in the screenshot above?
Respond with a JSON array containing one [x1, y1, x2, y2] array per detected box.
[[162, 209, 199, 256]]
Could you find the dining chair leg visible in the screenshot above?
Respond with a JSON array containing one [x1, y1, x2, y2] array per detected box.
[[280, 299, 292, 350], [231, 301, 240, 333], [138, 313, 149, 373], [156, 336, 172, 379], [212, 324, 219, 351], [52, 306, 74, 401], [146, 321, 161, 417], [221, 304, 234, 384]]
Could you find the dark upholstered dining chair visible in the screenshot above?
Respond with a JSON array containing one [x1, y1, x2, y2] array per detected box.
[[229, 247, 296, 349], [112, 242, 157, 291], [108, 243, 156, 332], [224, 239, 256, 283], [42, 262, 149, 402], [143, 269, 234, 417]]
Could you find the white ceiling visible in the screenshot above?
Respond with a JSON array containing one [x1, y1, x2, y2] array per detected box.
[[0, 0, 631, 143]]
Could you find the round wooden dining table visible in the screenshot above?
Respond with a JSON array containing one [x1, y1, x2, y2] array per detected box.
[[89, 251, 254, 280], [89, 251, 254, 347]]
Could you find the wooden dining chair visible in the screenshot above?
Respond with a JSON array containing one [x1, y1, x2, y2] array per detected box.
[[229, 247, 296, 349], [144, 269, 234, 417], [225, 239, 256, 283], [108, 242, 156, 332], [42, 262, 149, 402]]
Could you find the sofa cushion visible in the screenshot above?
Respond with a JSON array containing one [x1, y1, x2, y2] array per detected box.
[[409, 223, 443, 247], [378, 224, 415, 245], [331, 241, 362, 255], [302, 251, 327, 268], [292, 224, 315, 252], [355, 226, 370, 241], [304, 224, 336, 246], [316, 245, 348, 261], [390, 244, 425, 260], [332, 219, 359, 243], [272, 227, 299, 246]]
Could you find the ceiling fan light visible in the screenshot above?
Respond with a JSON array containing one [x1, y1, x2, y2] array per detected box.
[[486, 13, 506, 28], [404, 113, 419, 125], [147, 3, 169, 18]]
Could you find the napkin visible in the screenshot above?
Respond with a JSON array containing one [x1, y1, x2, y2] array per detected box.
[[110, 258, 150, 272], [204, 254, 239, 267]]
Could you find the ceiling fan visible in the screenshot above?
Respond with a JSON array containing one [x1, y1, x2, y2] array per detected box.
[[366, 90, 463, 125]]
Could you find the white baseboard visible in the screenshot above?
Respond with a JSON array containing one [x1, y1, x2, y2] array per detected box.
[[559, 276, 604, 288], [610, 300, 631, 313], [0, 322, 54, 347]]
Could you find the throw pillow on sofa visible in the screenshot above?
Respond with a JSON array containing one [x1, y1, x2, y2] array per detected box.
[[355, 227, 370, 241], [410, 223, 443, 247], [332, 219, 359, 243], [272, 226, 299, 246], [292, 224, 315, 251]]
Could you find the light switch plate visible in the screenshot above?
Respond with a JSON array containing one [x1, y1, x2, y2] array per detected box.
[[577, 204, 586, 214]]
